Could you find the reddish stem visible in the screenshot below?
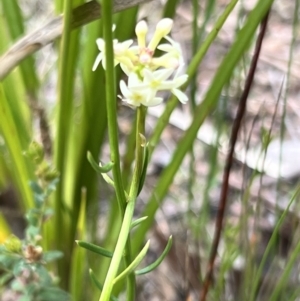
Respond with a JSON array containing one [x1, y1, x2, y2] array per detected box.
[[199, 10, 270, 301]]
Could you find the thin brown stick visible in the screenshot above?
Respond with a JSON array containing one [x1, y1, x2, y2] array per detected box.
[[0, 0, 152, 81], [199, 10, 271, 301]]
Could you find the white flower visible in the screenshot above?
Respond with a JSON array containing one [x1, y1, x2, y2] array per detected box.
[[154, 36, 184, 69], [169, 66, 188, 104], [92, 38, 120, 71], [93, 39, 137, 72], [171, 82, 188, 104], [114, 40, 134, 57], [114, 39, 137, 72], [143, 68, 174, 90], [158, 36, 183, 59], [92, 38, 105, 71], [93, 18, 189, 107], [145, 66, 188, 104], [119, 73, 163, 107]]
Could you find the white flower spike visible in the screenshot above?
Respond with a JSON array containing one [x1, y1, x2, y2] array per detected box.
[[93, 18, 188, 107]]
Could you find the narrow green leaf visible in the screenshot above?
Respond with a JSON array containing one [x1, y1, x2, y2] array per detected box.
[[137, 144, 149, 195], [63, 19, 107, 274], [0, 84, 33, 208], [130, 216, 148, 230], [269, 237, 300, 301], [89, 269, 119, 301], [87, 151, 114, 173], [101, 0, 127, 219], [135, 236, 172, 275], [70, 190, 87, 301], [113, 240, 150, 284], [249, 184, 300, 301], [89, 268, 103, 291], [76, 240, 113, 258], [1, 0, 39, 94], [102, 173, 115, 188], [100, 172, 130, 200], [53, 0, 85, 287], [163, 0, 180, 18]]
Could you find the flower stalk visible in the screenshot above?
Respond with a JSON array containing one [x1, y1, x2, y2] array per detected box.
[[94, 6, 187, 300], [100, 0, 127, 214], [99, 107, 147, 301]]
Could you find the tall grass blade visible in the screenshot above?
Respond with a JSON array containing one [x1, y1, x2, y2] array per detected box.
[[0, 85, 33, 208], [1, 0, 39, 95]]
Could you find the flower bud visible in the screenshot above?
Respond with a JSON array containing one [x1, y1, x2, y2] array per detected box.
[[135, 20, 148, 48], [153, 56, 180, 69], [156, 18, 173, 37], [23, 245, 43, 263], [27, 141, 44, 165], [148, 18, 173, 51]]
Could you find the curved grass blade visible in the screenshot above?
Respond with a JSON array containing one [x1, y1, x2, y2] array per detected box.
[[0, 84, 33, 208], [269, 233, 300, 301], [113, 240, 150, 284], [135, 236, 172, 275], [249, 184, 300, 301]]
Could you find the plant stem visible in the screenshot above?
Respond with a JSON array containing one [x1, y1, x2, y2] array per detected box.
[[99, 106, 146, 301], [100, 1, 147, 300], [101, 0, 126, 213], [54, 0, 73, 288]]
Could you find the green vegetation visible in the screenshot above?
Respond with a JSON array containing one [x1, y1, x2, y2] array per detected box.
[[1, 0, 299, 300]]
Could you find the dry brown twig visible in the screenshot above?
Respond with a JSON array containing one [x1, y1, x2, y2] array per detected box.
[[199, 10, 271, 301], [0, 0, 152, 81]]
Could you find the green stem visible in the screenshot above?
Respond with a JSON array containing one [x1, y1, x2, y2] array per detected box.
[[101, 0, 127, 214], [54, 0, 73, 288], [249, 184, 300, 301], [99, 106, 146, 301]]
